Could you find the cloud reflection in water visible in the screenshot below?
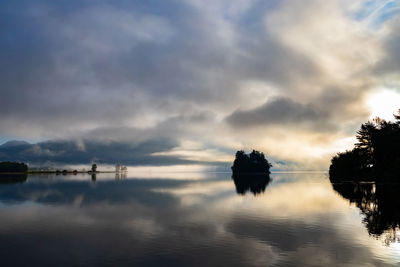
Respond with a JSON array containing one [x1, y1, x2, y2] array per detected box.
[[0, 173, 399, 266]]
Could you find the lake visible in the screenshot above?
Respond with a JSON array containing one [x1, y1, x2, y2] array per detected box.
[[0, 172, 399, 266]]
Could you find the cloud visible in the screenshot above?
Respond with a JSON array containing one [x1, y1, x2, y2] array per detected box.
[[0, 0, 399, 168], [0, 138, 200, 166], [375, 18, 400, 80], [226, 97, 323, 128]]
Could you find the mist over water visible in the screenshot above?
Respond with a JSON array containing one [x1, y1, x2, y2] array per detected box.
[[0, 172, 399, 266]]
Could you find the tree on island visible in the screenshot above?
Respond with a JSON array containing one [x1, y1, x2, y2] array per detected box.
[[91, 164, 97, 172], [231, 150, 272, 196], [232, 150, 272, 174], [329, 110, 400, 182]]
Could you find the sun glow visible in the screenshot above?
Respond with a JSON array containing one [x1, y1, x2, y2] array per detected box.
[[367, 89, 400, 121]]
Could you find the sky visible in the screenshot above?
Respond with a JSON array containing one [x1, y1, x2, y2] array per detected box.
[[1, 0, 400, 170]]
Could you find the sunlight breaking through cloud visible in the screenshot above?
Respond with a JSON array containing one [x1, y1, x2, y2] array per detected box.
[[0, 0, 400, 169]]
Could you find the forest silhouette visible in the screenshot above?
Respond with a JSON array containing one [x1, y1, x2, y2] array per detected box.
[[330, 110, 400, 182], [330, 110, 400, 243]]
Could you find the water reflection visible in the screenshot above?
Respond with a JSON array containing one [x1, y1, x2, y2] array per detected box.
[[0, 173, 27, 184], [331, 181, 400, 245], [0, 173, 399, 266], [232, 174, 271, 195], [91, 173, 96, 182], [115, 172, 127, 180]]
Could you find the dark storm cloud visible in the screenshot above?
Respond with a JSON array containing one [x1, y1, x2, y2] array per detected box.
[[0, 138, 199, 166], [226, 97, 324, 127], [0, 111, 227, 166]]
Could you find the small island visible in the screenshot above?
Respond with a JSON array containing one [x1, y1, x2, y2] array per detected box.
[[329, 110, 400, 182], [231, 150, 272, 175], [231, 150, 272, 195], [0, 161, 28, 173]]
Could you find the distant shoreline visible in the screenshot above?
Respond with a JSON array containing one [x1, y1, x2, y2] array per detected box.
[[0, 171, 117, 175]]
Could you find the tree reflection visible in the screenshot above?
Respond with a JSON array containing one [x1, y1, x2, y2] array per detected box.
[[331, 181, 400, 245], [115, 172, 127, 180], [91, 173, 97, 183], [0, 173, 28, 184], [232, 174, 271, 196]]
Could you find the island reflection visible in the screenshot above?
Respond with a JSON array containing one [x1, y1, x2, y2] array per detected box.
[[232, 174, 271, 196], [0, 174, 27, 184]]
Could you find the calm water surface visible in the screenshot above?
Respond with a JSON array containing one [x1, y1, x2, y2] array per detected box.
[[0, 172, 400, 266]]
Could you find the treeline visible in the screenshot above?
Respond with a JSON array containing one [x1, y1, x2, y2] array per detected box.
[[0, 161, 28, 173], [330, 111, 400, 181]]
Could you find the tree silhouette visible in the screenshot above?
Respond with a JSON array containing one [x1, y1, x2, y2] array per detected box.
[[330, 110, 400, 182], [395, 110, 400, 123], [91, 164, 97, 172], [231, 150, 272, 174]]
